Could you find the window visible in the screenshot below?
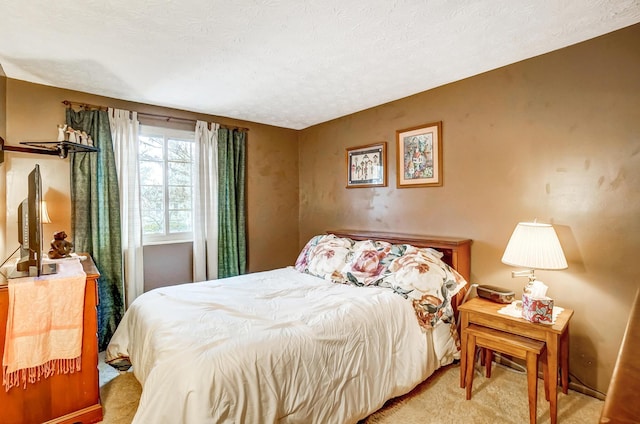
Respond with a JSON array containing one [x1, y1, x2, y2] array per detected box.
[[139, 125, 195, 244]]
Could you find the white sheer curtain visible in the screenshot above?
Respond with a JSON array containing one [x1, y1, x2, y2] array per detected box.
[[193, 121, 219, 282], [108, 108, 144, 307]]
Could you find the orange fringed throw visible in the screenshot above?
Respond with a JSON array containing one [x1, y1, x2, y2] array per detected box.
[[2, 259, 86, 392]]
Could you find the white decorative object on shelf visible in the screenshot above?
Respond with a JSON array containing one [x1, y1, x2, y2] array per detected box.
[[67, 127, 77, 143], [57, 124, 67, 141]]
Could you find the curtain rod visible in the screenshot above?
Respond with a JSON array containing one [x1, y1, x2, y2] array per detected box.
[[61, 100, 249, 131]]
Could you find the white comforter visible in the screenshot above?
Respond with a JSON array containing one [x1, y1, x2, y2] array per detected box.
[[107, 267, 455, 423]]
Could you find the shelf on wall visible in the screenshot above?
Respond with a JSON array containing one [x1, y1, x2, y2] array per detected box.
[[21, 141, 99, 156], [0, 138, 99, 163]]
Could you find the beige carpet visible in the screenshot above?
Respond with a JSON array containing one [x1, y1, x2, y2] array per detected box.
[[99, 357, 603, 423]]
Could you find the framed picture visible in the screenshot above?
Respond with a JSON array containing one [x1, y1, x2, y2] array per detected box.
[[346, 142, 387, 188], [396, 121, 442, 187]]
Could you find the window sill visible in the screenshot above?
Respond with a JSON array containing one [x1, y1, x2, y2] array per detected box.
[[143, 239, 193, 247]]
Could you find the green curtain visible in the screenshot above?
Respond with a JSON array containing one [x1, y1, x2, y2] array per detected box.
[[66, 108, 124, 351], [218, 128, 247, 278]]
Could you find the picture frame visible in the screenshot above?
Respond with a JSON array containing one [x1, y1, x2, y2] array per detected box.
[[396, 121, 443, 187], [346, 142, 387, 188]]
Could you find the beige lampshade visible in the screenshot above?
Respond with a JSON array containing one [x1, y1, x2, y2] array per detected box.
[[501, 222, 568, 270], [41, 201, 52, 224]]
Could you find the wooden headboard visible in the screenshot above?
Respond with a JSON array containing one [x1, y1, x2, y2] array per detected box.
[[328, 230, 473, 316], [329, 230, 471, 281]]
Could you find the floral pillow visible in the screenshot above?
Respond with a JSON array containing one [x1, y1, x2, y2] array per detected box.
[[294, 235, 468, 331], [420, 247, 444, 260], [294, 234, 324, 273], [339, 240, 393, 286], [379, 245, 467, 329], [301, 234, 353, 281]]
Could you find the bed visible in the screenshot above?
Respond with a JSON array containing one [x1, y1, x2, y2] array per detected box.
[[106, 230, 472, 423]]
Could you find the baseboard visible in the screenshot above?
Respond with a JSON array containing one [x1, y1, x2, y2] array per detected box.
[[566, 381, 605, 400]]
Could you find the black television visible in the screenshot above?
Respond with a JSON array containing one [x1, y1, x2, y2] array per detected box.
[[9, 164, 57, 278]]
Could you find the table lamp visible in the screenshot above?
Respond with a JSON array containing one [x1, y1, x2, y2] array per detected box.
[[501, 221, 567, 294], [41, 201, 52, 224]]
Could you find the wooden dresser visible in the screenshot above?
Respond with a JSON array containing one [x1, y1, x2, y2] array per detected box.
[[600, 289, 640, 424], [0, 255, 103, 424]]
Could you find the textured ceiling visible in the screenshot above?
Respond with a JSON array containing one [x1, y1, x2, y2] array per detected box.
[[1, 1, 639, 130]]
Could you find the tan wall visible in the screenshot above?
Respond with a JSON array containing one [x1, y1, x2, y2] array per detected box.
[[2, 80, 300, 277], [299, 24, 640, 394]]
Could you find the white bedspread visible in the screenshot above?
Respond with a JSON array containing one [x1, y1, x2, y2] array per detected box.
[[107, 267, 453, 423]]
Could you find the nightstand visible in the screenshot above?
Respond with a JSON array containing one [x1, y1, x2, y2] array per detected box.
[[458, 297, 574, 424]]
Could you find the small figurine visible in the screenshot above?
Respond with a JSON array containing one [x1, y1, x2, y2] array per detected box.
[[80, 131, 89, 145], [57, 124, 67, 142], [87, 135, 94, 146], [48, 231, 73, 259], [67, 127, 77, 143]]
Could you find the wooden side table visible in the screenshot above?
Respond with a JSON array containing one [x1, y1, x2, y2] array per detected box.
[[459, 297, 573, 424]]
